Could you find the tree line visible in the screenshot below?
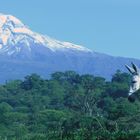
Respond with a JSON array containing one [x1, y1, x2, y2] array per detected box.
[[0, 70, 140, 139]]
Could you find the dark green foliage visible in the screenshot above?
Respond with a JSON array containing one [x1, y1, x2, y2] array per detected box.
[[0, 70, 140, 139]]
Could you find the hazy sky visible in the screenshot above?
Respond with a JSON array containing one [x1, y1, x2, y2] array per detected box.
[[1, 0, 140, 59]]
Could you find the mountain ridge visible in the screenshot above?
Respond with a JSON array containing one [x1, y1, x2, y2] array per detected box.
[[0, 14, 139, 82], [0, 14, 91, 57]]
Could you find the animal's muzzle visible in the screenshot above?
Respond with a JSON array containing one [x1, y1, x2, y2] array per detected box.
[[128, 94, 136, 102]]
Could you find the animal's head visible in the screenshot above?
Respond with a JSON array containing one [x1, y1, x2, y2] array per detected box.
[[125, 63, 140, 102]]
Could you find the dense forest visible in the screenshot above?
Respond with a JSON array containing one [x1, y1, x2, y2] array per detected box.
[[0, 70, 140, 140]]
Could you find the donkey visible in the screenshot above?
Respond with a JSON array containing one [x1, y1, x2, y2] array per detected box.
[[125, 63, 140, 102]]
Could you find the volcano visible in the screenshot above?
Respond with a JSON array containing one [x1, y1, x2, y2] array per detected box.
[[0, 14, 139, 82]]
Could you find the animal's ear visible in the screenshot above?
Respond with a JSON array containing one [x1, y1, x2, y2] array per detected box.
[[125, 65, 135, 74], [131, 62, 140, 74]]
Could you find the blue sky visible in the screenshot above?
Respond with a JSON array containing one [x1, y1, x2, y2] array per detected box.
[[1, 0, 140, 59]]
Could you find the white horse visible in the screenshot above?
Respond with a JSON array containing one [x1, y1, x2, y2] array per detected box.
[[125, 63, 140, 102]]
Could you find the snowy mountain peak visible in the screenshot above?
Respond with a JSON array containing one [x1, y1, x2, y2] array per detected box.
[[0, 14, 92, 56], [0, 14, 25, 28]]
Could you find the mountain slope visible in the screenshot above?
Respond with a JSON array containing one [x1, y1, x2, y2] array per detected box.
[[0, 13, 139, 82], [0, 14, 91, 57]]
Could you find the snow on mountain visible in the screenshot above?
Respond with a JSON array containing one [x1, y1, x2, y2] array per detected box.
[[0, 13, 139, 83], [0, 14, 91, 56]]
